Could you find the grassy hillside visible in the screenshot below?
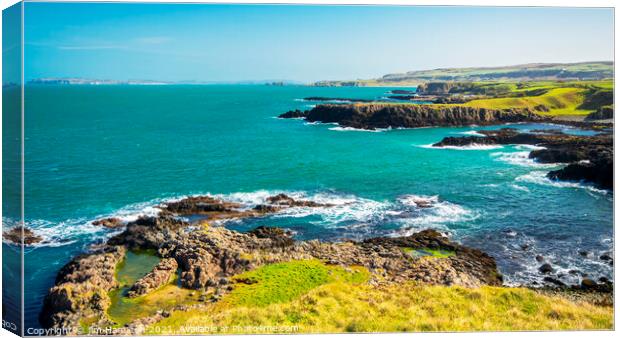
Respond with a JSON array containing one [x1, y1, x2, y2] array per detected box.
[[455, 80, 612, 116], [461, 87, 587, 115], [145, 260, 612, 334], [314, 62, 613, 87]]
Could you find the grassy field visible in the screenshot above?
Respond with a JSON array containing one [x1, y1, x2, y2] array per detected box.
[[145, 260, 613, 334], [457, 80, 612, 116], [460, 87, 589, 115]]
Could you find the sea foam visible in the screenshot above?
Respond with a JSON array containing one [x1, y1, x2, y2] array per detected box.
[[420, 143, 503, 150]]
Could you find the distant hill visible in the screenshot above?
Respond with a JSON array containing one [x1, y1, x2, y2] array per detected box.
[[313, 61, 614, 87]]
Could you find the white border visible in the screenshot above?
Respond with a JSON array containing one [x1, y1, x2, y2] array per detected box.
[[0, 1, 616, 338]]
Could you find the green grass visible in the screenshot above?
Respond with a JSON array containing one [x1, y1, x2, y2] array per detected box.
[[444, 80, 612, 116], [328, 80, 612, 117], [227, 260, 369, 307], [459, 87, 590, 115], [402, 247, 456, 258], [148, 282, 612, 334]]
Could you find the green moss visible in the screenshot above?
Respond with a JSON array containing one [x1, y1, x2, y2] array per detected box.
[[226, 260, 369, 307], [402, 247, 456, 258]]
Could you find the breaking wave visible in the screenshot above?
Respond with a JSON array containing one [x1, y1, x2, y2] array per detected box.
[[491, 151, 558, 168], [516, 171, 608, 194], [420, 143, 503, 150], [328, 126, 387, 132], [457, 130, 486, 137], [16, 190, 476, 249]]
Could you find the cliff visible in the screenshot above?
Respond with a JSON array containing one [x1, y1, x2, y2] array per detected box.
[[279, 104, 548, 130]]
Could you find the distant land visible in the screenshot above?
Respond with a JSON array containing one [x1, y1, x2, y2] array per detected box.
[[26, 78, 301, 86], [313, 61, 614, 87]]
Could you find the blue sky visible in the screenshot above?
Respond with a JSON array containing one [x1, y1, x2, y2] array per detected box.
[[24, 3, 614, 82]]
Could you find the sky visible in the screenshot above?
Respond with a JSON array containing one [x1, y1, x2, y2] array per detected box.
[[23, 3, 614, 83]]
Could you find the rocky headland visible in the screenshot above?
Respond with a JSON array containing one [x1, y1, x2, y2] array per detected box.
[[279, 104, 548, 130], [433, 128, 613, 190]]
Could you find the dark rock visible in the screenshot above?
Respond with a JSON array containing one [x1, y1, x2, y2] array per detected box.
[[248, 226, 294, 247], [585, 106, 613, 120], [278, 109, 308, 119], [266, 193, 332, 207], [279, 104, 547, 130], [107, 215, 189, 249], [543, 276, 566, 287], [163, 196, 240, 215], [536, 255, 544, 262], [252, 204, 281, 213], [539, 263, 554, 274], [92, 217, 124, 229], [3, 226, 43, 245], [581, 278, 598, 289], [434, 128, 613, 190], [302, 97, 373, 103], [578, 250, 589, 257]]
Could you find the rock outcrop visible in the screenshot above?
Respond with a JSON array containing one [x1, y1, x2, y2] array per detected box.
[[279, 104, 547, 130], [107, 215, 189, 250], [3, 226, 43, 245], [433, 128, 613, 190], [40, 245, 126, 330], [92, 218, 125, 229], [41, 194, 508, 331], [585, 106, 613, 121], [127, 258, 178, 298]]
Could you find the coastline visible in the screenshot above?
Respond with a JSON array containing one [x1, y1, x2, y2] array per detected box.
[[33, 192, 611, 334]]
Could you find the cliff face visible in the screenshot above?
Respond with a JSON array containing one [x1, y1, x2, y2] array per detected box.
[[280, 104, 547, 130]]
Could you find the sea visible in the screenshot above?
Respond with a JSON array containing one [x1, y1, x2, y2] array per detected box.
[[3, 84, 613, 329]]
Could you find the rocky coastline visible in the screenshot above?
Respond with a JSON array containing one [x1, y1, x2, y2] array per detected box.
[[433, 128, 613, 190], [38, 192, 613, 334], [279, 104, 548, 130], [39, 193, 507, 333]]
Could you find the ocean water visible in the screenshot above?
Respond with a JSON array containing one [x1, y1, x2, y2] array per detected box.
[[12, 85, 613, 329]]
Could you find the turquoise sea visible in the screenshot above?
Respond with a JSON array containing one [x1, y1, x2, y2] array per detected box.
[[8, 85, 614, 329]]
